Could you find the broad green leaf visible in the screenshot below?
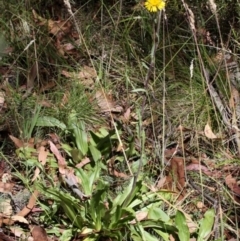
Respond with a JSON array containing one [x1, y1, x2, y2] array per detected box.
[[110, 206, 135, 229], [89, 188, 106, 230], [36, 116, 67, 130], [122, 180, 143, 207], [128, 192, 160, 209], [70, 149, 83, 163], [17, 147, 37, 159], [141, 230, 159, 241], [68, 111, 88, 155], [112, 177, 134, 207], [59, 229, 72, 241], [73, 121, 88, 155], [197, 209, 215, 241], [109, 205, 122, 228], [36, 185, 83, 228], [82, 235, 98, 241], [90, 129, 118, 156], [175, 210, 190, 241], [153, 228, 169, 241], [148, 207, 170, 223], [75, 167, 92, 194], [130, 225, 142, 241], [75, 161, 102, 195], [126, 136, 137, 157], [89, 145, 101, 162], [141, 220, 177, 232]]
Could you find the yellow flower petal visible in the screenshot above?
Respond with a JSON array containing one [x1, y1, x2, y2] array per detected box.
[[145, 0, 165, 12]]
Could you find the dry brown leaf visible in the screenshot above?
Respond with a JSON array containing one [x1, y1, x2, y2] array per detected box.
[[156, 176, 166, 189], [186, 216, 198, 233], [48, 19, 72, 39], [78, 66, 97, 79], [61, 66, 96, 88], [95, 90, 122, 113], [31, 226, 48, 241], [27, 62, 38, 89], [0, 217, 14, 226], [0, 199, 12, 216], [32, 146, 48, 182], [0, 91, 5, 107], [60, 91, 69, 107], [196, 201, 205, 209], [95, 90, 114, 112], [204, 123, 217, 139], [162, 156, 186, 200], [32, 9, 72, 40], [142, 115, 158, 126], [39, 82, 56, 93], [48, 133, 61, 144], [122, 107, 131, 123], [2, 173, 12, 183], [9, 135, 24, 148], [225, 174, 240, 197], [170, 234, 175, 241], [49, 140, 67, 175], [186, 163, 212, 175], [38, 100, 53, 108], [61, 39, 81, 54], [17, 190, 39, 217], [0, 182, 14, 193], [11, 216, 28, 224], [9, 227, 26, 238], [176, 125, 193, 132], [108, 161, 128, 178], [0, 231, 14, 241], [129, 211, 148, 224], [75, 157, 91, 168]]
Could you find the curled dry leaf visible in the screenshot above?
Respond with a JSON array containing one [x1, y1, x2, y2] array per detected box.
[[204, 123, 217, 139]]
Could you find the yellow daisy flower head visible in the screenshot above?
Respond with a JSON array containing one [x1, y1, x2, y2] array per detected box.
[[145, 0, 165, 12]]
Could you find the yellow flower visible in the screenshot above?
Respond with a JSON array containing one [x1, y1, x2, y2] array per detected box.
[[145, 0, 165, 12]]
